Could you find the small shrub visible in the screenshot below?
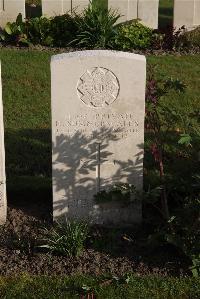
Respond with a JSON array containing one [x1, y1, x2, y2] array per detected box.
[[115, 20, 154, 50], [49, 13, 81, 47], [26, 16, 53, 46], [40, 221, 89, 257], [184, 26, 200, 49], [72, 2, 120, 48], [153, 25, 190, 51], [0, 14, 29, 46]]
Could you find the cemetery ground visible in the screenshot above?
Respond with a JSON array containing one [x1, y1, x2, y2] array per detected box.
[[0, 48, 199, 298]]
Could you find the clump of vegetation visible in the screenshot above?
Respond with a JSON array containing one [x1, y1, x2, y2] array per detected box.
[[0, 12, 80, 47], [40, 221, 89, 257], [1, 3, 199, 51], [184, 26, 200, 49], [115, 20, 154, 50], [144, 66, 200, 276], [0, 274, 199, 298], [72, 2, 120, 48]]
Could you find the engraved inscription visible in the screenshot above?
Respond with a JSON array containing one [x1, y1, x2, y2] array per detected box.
[[55, 113, 139, 139], [77, 67, 120, 108]]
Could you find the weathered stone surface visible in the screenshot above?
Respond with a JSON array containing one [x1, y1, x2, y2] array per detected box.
[[194, 0, 200, 26], [108, 0, 138, 23], [42, 0, 89, 16], [137, 0, 159, 29], [73, 0, 89, 14], [42, 0, 71, 16], [0, 62, 7, 225], [51, 50, 146, 225], [108, 0, 159, 28], [0, 0, 25, 28], [174, 0, 200, 30]]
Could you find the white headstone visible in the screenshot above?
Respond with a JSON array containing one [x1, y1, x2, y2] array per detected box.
[[0, 0, 25, 28], [108, 0, 138, 23], [73, 0, 89, 14], [42, 0, 71, 16], [52, 50, 146, 225], [137, 0, 159, 29], [42, 0, 89, 17], [194, 0, 200, 26], [0, 62, 7, 225], [174, 0, 200, 30], [108, 0, 159, 28]]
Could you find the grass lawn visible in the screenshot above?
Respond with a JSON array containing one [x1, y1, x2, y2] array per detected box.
[[0, 48, 199, 201], [0, 48, 199, 199], [0, 274, 199, 299]]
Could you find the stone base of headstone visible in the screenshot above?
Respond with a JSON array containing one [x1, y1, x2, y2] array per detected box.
[[90, 201, 142, 225]]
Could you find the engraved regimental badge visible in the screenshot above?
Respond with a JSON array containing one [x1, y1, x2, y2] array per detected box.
[[77, 67, 120, 108]]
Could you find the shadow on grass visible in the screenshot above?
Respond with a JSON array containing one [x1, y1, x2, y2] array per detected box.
[[5, 128, 52, 221]]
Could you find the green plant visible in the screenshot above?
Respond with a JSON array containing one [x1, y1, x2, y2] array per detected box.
[[49, 13, 81, 47], [0, 13, 80, 47], [26, 16, 53, 46], [154, 25, 190, 51], [115, 20, 154, 50], [72, 1, 120, 48], [7, 232, 36, 255], [145, 66, 186, 220], [40, 221, 89, 257], [0, 14, 29, 45], [190, 254, 200, 277], [184, 26, 200, 49]]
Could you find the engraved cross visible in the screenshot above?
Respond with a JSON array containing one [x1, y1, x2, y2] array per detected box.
[[79, 143, 115, 192], [96, 143, 115, 192]]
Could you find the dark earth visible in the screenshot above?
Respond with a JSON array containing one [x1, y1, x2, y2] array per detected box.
[[0, 194, 190, 277]]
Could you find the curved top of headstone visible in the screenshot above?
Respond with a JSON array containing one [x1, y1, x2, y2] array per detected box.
[[51, 50, 146, 63]]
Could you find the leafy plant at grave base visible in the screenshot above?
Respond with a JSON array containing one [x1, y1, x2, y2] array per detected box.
[[145, 67, 200, 276], [164, 195, 200, 276], [0, 14, 29, 46], [190, 254, 200, 278], [26, 16, 54, 46], [72, 1, 121, 48], [114, 20, 154, 50], [94, 183, 137, 204], [39, 221, 89, 257], [145, 66, 186, 221], [153, 25, 190, 51], [184, 26, 200, 49], [7, 232, 36, 255], [49, 13, 81, 47]]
